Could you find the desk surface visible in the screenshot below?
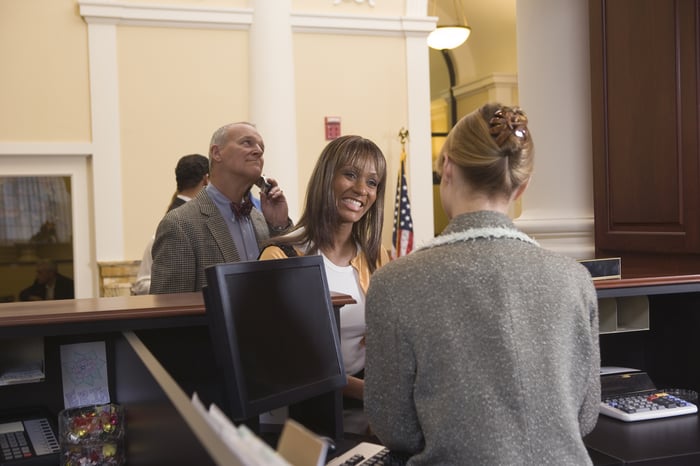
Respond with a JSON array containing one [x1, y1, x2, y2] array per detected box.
[[0, 291, 355, 328], [595, 275, 700, 289], [586, 413, 700, 464], [1, 275, 697, 328], [594, 274, 700, 298]]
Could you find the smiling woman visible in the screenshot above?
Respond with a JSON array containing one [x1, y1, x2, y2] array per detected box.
[[258, 135, 390, 428]]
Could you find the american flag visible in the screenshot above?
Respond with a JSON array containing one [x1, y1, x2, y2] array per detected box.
[[391, 149, 414, 258]]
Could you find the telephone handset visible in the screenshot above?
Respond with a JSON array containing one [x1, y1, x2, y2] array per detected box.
[[255, 175, 273, 195], [0, 410, 59, 465]]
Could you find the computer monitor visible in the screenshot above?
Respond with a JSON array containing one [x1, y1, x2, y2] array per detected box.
[[202, 255, 347, 425]]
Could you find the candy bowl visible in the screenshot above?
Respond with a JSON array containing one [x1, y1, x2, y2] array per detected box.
[[58, 403, 125, 466]]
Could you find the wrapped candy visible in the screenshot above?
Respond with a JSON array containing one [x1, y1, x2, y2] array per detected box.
[[58, 404, 125, 466]]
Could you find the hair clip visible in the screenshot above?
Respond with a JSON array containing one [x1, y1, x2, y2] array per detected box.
[[489, 106, 529, 147]]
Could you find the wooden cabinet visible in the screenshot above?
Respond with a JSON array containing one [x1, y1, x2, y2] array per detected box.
[[589, 0, 700, 277]]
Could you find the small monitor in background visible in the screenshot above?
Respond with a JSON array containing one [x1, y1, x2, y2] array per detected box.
[[202, 256, 347, 426]]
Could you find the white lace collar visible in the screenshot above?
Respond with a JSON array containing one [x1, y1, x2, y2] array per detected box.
[[415, 226, 539, 252]]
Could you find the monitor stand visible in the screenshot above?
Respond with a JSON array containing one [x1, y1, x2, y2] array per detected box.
[[288, 389, 344, 441], [239, 389, 344, 444]]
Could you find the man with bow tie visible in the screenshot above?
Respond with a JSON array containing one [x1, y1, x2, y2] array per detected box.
[[150, 122, 291, 294]]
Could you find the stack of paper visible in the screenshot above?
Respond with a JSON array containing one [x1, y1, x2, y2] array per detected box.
[[191, 393, 328, 466], [0, 361, 45, 385]]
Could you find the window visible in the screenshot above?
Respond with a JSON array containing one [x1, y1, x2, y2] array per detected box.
[[0, 176, 74, 302]]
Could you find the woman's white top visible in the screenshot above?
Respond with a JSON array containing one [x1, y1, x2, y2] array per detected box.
[[321, 253, 366, 376]]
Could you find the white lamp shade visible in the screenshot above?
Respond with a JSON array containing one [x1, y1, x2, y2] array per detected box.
[[427, 26, 471, 50]]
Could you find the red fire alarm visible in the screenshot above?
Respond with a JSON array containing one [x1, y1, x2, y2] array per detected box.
[[325, 116, 341, 140]]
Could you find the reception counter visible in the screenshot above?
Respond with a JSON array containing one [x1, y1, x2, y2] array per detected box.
[[0, 292, 353, 465], [1, 277, 700, 464]]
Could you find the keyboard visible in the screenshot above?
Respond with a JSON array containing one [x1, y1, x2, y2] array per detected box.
[[600, 390, 698, 422], [326, 442, 409, 466]]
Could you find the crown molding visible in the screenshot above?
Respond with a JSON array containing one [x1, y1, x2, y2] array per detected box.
[[453, 73, 518, 99], [514, 216, 594, 236], [79, 0, 252, 29], [291, 13, 435, 36], [0, 142, 93, 156], [514, 216, 595, 259], [78, 0, 436, 36]]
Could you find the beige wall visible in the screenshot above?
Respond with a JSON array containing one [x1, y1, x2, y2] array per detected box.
[[454, 0, 518, 83], [293, 32, 408, 242], [118, 25, 251, 255], [429, 0, 517, 101], [114, 3, 412, 259], [0, 0, 91, 141]]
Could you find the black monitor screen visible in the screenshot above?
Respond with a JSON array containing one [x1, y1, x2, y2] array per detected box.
[[203, 256, 346, 421]]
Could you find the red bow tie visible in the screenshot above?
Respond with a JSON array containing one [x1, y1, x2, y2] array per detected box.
[[231, 198, 253, 219]]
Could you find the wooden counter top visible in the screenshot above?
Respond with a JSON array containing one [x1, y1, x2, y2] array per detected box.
[[594, 275, 700, 299], [0, 292, 355, 329], [595, 274, 700, 290]]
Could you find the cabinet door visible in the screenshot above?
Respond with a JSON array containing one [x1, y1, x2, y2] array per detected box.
[[589, 0, 700, 260]]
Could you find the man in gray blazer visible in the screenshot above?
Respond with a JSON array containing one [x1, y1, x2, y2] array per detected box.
[[150, 122, 291, 294]]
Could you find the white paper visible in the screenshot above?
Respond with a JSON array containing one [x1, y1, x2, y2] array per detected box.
[[60, 341, 110, 408], [0, 361, 45, 385]]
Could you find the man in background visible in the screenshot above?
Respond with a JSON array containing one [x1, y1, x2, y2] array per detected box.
[[19, 258, 74, 301], [150, 122, 291, 294], [166, 153, 210, 211], [131, 153, 210, 295]]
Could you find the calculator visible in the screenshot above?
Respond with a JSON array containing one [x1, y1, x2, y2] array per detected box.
[[600, 371, 698, 422]]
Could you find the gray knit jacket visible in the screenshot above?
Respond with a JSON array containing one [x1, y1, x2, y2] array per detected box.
[[365, 210, 600, 465]]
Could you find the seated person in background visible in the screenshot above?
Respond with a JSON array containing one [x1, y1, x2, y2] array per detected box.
[[150, 122, 290, 294], [131, 153, 210, 295], [259, 135, 390, 407], [19, 258, 75, 301], [364, 104, 600, 464]]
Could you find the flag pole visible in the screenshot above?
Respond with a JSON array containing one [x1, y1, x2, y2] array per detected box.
[[392, 127, 414, 259]]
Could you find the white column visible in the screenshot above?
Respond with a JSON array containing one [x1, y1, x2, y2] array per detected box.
[[405, 0, 436, 247], [515, 0, 595, 259], [249, 0, 300, 220], [404, 37, 435, 247], [86, 22, 125, 270]]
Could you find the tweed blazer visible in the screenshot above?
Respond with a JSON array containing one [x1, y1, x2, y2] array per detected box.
[[365, 210, 600, 465], [150, 188, 271, 294]]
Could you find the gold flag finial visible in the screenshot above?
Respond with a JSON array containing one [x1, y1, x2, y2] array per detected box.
[[398, 127, 409, 146], [398, 128, 409, 162]]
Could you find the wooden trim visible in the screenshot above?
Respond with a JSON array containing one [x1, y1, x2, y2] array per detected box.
[[595, 274, 700, 290], [595, 274, 700, 299], [0, 292, 354, 328]]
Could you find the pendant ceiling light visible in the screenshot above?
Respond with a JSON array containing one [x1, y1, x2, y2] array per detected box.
[[427, 0, 471, 50]]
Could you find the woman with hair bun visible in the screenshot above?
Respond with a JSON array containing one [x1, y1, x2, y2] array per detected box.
[[364, 103, 600, 465]]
